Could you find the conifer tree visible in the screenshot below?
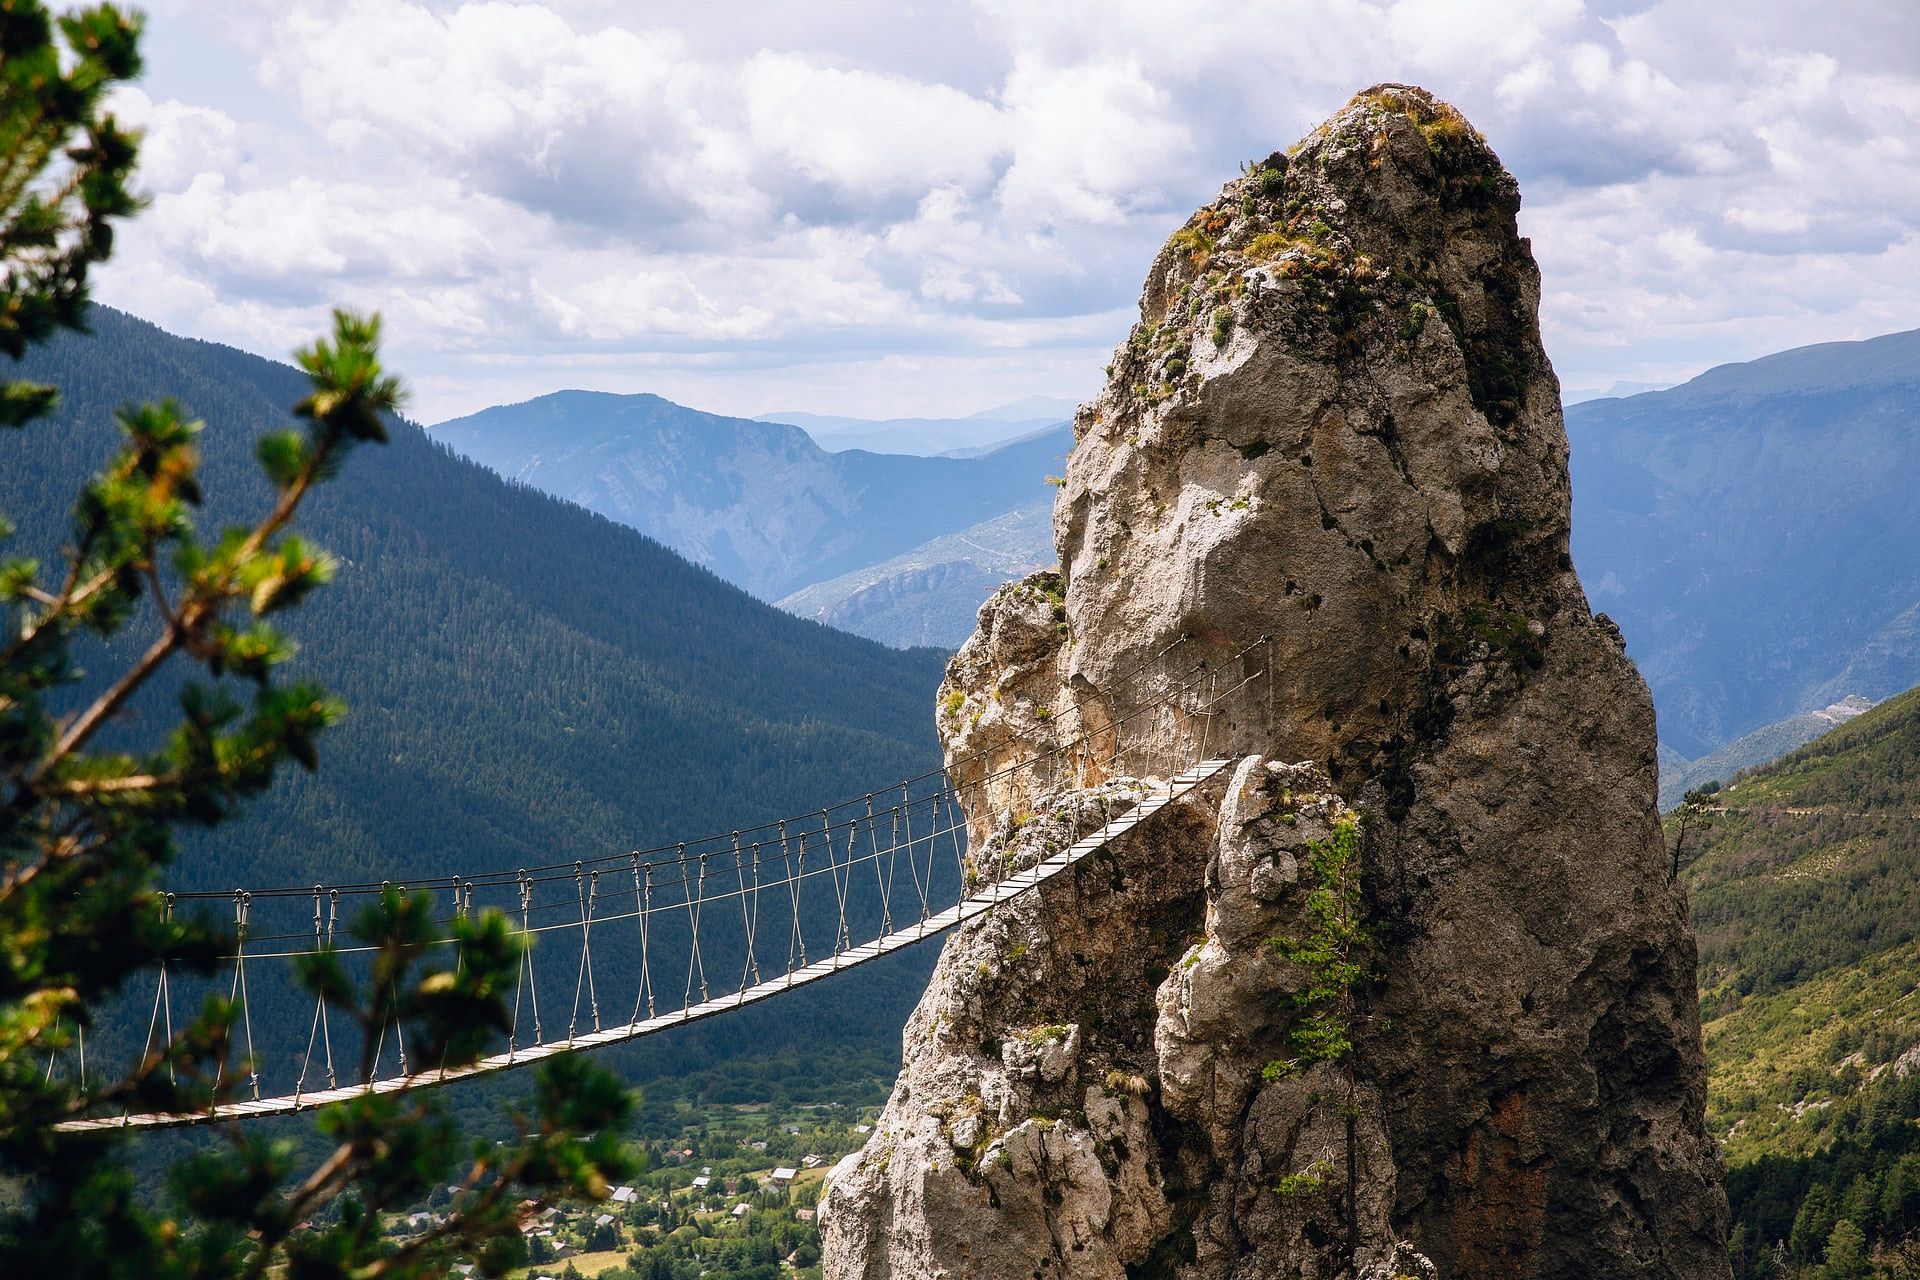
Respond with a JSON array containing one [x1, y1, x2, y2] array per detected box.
[[0, 5, 632, 1274]]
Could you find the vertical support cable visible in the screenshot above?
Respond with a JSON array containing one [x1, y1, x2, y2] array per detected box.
[[683, 846, 709, 1008], [510, 870, 539, 1061], [323, 891, 338, 1087], [1199, 669, 1220, 761], [895, 795, 926, 927], [841, 813, 861, 952], [439, 877, 468, 1082], [390, 883, 410, 1082], [735, 833, 761, 996], [298, 886, 326, 1103], [865, 795, 892, 938], [144, 893, 178, 1087], [525, 875, 542, 1048], [570, 862, 601, 1042], [899, 782, 926, 913], [936, 791, 967, 900], [630, 854, 655, 1024], [229, 891, 260, 1101], [369, 883, 390, 1085], [822, 810, 850, 958], [586, 870, 602, 1030], [781, 820, 807, 979]]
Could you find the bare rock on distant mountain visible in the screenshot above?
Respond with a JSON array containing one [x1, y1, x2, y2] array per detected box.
[[823, 85, 1728, 1279]]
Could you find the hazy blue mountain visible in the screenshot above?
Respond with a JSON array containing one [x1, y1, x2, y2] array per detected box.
[[938, 420, 1071, 460], [1563, 379, 1673, 405], [964, 395, 1081, 421], [1568, 327, 1920, 759], [756, 406, 1067, 456], [778, 499, 1054, 646], [1658, 695, 1873, 810], [432, 391, 1072, 601]]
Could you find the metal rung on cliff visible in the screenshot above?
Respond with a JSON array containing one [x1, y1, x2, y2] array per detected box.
[[51, 635, 1268, 1133]]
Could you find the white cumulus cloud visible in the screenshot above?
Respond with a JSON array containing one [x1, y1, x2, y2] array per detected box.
[[90, 0, 1920, 421]]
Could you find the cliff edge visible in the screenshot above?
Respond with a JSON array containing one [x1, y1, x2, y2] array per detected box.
[[821, 85, 1729, 1280]]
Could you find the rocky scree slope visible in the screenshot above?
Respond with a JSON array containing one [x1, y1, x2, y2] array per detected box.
[[820, 86, 1729, 1279]]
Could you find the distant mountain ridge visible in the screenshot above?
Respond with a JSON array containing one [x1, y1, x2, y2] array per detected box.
[[432, 390, 1071, 601], [438, 325, 1920, 764], [1658, 695, 1874, 810], [1563, 379, 1672, 405], [777, 499, 1053, 646], [759, 396, 1077, 456], [1568, 325, 1920, 759], [1658, 326, 1920, 403]]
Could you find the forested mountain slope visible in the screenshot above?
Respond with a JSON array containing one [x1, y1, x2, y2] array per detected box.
[[1, 307, 948, 900], [432, 390, 1070, 602], [1568, 328, 1920, 760], [1678, 685, 1920, 1269]]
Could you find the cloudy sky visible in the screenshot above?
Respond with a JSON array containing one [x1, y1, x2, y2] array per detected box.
[[102, 0, 1919, 424]]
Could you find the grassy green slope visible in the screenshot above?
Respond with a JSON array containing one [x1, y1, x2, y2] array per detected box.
[[1678, 686, 1920, 1268]]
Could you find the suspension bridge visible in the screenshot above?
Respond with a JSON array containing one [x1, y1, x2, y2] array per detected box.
[[52, 634, 1271, 1132]]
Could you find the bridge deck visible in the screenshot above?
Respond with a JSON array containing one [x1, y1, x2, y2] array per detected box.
[[58, 759, 1232, 1132]]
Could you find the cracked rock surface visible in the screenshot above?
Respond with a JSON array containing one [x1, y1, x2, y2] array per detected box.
[[822, 84, 1728, 1280]]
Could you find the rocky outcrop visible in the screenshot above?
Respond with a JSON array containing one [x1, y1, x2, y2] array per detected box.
[[822, 85, 1729, 1279]]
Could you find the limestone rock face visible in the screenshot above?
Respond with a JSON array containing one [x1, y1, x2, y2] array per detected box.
[[822, 85, 1729, 1279]]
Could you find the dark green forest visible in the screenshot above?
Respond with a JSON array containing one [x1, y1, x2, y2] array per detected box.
[[0, 307, 951, 1080]]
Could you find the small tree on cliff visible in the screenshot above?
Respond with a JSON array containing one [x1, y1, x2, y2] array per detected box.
[[0, 6, 631, 1275], [1670, 781, 1720, 881]]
